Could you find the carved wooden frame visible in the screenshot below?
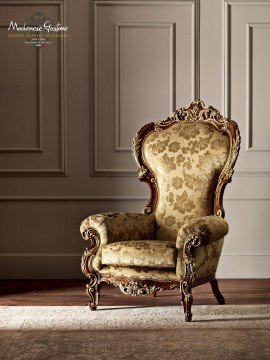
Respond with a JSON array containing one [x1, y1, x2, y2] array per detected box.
[[81, 100, 240, 321]]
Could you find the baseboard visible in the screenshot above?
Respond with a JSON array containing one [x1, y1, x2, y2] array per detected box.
[[0, 255, 83, 279], [0, 254, 269, 279], [217, 254, 270, 278]]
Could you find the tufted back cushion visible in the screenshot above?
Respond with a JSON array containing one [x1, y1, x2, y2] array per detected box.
[[143, 122, 230, 241]]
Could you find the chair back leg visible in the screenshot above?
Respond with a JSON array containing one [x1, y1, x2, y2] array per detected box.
[[210, 279, 225, 305]]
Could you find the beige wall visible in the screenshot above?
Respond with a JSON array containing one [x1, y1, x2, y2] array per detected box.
[[0, 0, 269, 278]]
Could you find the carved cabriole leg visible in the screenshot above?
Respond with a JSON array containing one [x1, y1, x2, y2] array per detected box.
[[181, 233, 203, 322], [81, 228, 101, 311], [210, 278, 225, 305], [86, 273, 101, 310], [181, 280, 193, 322]]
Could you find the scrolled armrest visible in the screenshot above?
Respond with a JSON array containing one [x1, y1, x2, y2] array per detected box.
[[176, 215, 228, 288], [176, 215, 229, 249], [80, 212, 155, 246], [80, 212, 156, 273]]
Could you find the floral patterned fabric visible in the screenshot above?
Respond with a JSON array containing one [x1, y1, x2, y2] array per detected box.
[[176, 215, 228, 249], [175, 216, 228, 279], [102, 240, 176, 269], [80, 122, 232, 283], [100, 265, 178, 281], [80, 213, 155, 271], [143, 122, 230, 241], [176, 238, 224, 280]]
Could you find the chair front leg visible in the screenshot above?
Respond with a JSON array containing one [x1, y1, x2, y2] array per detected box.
[[180, 233, 203, 322], [181, 280, 193, 322], [81, 228, 102, 311], [86, 273, 101, 310]]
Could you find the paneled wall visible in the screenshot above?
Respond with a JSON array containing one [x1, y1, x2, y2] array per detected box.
[[0, 0, 269, 278]]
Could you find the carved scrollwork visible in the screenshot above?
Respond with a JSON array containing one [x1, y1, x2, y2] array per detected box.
[[137, 165, 147, 178], [215, 126, 241, 216], [81, 228, 100, 251], [86, 273, 101, 310], [81, 228, 101, 309], [118, 281, 160, 296], [101, 276, 179, 297], [155, 100, 229, 132], [132, 136, 142, 168], [176, 99, 228, 129], [133, 136, 156, 184], [182, 233, 203, 284], [81, 228, 100, 277], [142, 206, 152, 214]]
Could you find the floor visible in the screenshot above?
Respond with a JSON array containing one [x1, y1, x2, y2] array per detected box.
[[0, 279, 269, 306]]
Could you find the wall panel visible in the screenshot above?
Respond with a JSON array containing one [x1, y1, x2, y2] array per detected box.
[[0, 1, 67, 175], [0, 0, 269, 279], [94, 0, 199, 175]]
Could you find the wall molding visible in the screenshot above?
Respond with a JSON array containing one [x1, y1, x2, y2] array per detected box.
[[0, 25, 42, 153], [0, 253, 82, 257], [92, 0, 200, 175], [0, 253, 269, 257], [222, 0, 270, 176], [246, 22, 270, 152], [1, 253, 269, 278], [0, 195, 149, 201], [114, 22, 176, 152], [0, 195, 269, 201], [0, 0, 67, 176]]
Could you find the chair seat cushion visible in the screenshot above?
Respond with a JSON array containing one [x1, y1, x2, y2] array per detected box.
[[102, 240, 177, 269]]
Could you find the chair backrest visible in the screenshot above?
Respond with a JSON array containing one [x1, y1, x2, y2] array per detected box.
[[133, 100, 240, 241]]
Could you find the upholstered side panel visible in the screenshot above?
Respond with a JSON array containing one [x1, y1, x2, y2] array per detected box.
[[143, 122, 230, 241]]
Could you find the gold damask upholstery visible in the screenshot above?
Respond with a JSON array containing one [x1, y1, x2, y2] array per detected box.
[[143, 122, 230, 241], [80, 212, 155, 271], [102, 240, 176, 269], [81, 100, 240, 321], [99, 265, 178, 282]]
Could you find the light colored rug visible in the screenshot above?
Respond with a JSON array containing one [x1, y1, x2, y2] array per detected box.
[[0, 305, 269, 359]]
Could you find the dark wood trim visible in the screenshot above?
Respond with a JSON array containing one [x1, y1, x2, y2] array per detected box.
[[210, 278, 225, 305], [194, 274, 216, 287]]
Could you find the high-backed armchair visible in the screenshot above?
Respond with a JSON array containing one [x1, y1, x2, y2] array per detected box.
[[81, 100, 240, 321]]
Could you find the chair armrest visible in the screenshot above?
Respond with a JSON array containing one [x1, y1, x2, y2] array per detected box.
[[176, 215, 229, 250], [80, 212, 155, 273], [80, 212, 155, 245], [175, 215, 228, 282]]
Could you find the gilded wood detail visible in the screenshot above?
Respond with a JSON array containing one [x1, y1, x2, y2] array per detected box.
[[102, 277, 179, 297], [81, 228, 101, 310], [181, 233, 203, 321]]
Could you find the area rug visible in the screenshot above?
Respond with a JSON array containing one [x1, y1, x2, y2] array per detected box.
[[0, 305, 269, 359]]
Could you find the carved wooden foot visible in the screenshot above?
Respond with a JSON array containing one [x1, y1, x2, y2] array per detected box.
[[210, 279, 225, 305], [181, 281, 193, 322], [86, 273, 100, 311]]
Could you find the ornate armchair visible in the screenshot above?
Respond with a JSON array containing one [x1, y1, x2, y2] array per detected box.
[[81, 100, 240, 321]]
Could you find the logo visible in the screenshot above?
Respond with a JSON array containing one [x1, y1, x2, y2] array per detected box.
[[7, 12, 68, 47]]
